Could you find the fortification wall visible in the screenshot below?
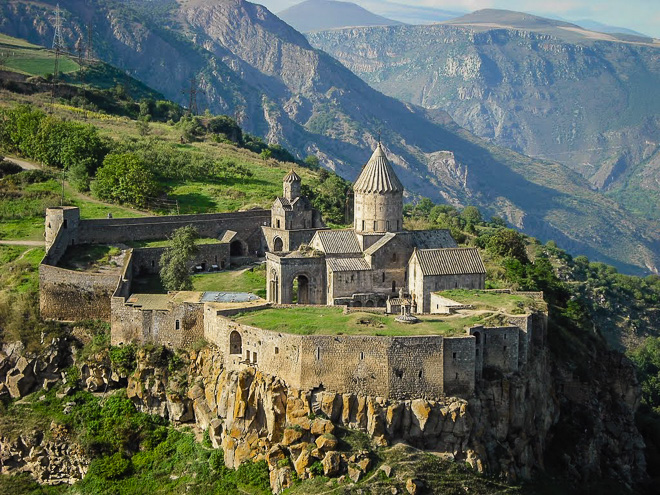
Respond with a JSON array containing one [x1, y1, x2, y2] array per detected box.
[[77, 210, 270, 254], [475, 326, 520, 373], [299, 335, 391, 397], [39, 264, 119, 321], [387, 337, 444, 399], [131, 243, 231, 276], [443, 337, 476, 397], [203, 308, 303, 388]]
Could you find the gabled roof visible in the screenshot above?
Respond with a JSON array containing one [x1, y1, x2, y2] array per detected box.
[[410, 230, 457, 249], [283, 169, 301, 183], [327, 257, 371, 272], [353, 143, 404, 194], [274, 197, 292, 210], [363, 232, 396, 256], [412, 248, 486, 276], [311, 230, 362, 255]]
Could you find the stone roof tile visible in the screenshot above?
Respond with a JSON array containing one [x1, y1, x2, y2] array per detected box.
[[353, 144, 404, 194], [414, 248, 486, 276], [313, 230, 362, 254], [327, 257, 371, 272], [410, 230, 457, 249]]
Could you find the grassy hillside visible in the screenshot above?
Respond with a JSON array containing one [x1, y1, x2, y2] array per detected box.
[[0, 33, 79, 76]]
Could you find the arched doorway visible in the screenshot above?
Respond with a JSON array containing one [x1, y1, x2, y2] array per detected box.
[[377, 299, 386, 308], [365, 300, 375, 307], [273, 237, 283, 252], [230, 240, 244, 256], [353, 300, 362, 308], [229, 331, 242, 354], [292, 274, 309, 304]]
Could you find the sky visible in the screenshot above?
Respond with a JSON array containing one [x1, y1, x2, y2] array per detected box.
[[258, 0, 660, 38]]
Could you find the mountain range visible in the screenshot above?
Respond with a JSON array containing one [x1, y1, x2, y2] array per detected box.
[[277, 0, 401, 32], [0, 0, 658, 275]]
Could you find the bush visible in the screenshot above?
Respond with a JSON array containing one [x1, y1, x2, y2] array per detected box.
[[88, 452, 133, 480], [109, 344, 137, 375], [93, 152, 162, 208]]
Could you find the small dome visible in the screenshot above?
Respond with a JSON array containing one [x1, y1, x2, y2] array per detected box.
[[353, 143, 403, 194], [283, 169, 301, 183]]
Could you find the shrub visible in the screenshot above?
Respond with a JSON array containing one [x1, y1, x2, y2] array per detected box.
[[93, 152, 162, 208], [88, 452, 133, 480]]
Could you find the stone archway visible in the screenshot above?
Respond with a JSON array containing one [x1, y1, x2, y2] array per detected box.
[[292, 274, 310, 304], [377, 298, 386, 308], [273, 237, 284, 252], [229, 331, 242, 355], [365, 300, 375, 308], [353, 300, 362, 308], [230, 240, 245, 256]]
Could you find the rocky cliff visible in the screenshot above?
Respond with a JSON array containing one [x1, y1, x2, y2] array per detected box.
[[1, 0, 659, 275], [0, 327, 647, 492]]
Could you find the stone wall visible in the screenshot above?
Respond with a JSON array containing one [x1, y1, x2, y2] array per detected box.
[[131, 243, 231, 276], [353, 190, 403, 234], [262, 226, 319, 253], [76, 210, 270, 255], [470, 326, 520, 373], [39, 264, 120, 321], [202, 310, 484, 400], [443, 337, 476, 397], [418, 273, 486, 313]]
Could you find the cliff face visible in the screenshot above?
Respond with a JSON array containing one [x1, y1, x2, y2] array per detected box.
[[0, 331, 647, 492], [1, 0, 659, 275]]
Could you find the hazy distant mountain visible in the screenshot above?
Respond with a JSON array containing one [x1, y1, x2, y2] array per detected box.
[[309, 8, 660, 233], [575, 19, 650, 38], [277, 0, 401, 32], [2, 0, 659, 275], [359, 0, 463, 25]]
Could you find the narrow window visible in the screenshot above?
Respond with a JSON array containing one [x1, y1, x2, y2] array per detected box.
[[175, 320, 180, 330], [252, 352, 258, 364], [392, 280, 396, 292], [246, 350, 250, 361], [452, 352, 457, 360], [418, 370, 423, 378], [373, 221, 377, 230], [476, 348, 480, 356], [359, 351, 364, 360], [277, 219, 280, 228], [503, 346, 507, 352], [151, 260, 155, 268], [382, 273, 385, 283], [315, 347, 320, 360], [504, 333, 507, 340], [386, 220, 390, 230], [362, 220, 365, 230], [392, 253, 397, 263], [63, 219, 68, 229], [275, 347, 279, 354], [455, 373, 459, 380]]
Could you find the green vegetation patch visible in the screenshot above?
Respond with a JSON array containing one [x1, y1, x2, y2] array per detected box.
[[126, 237, 220, 248], [439, 289, 546, 314], [0, 34, 78, 76], [235, 306, 486, 336], [57, 244, 122, 271], [192, 265, 266, 297]]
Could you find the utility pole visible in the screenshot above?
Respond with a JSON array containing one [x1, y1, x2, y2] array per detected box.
[[182, 76, 204, 116], [50, 4, 67, 111]]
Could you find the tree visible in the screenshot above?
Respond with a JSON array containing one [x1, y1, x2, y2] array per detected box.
[[487, 228, 529, 263], [304, 155, 320, 168], [93, 153, 161, 208], [460, 206, 483, 225], [160, 226, 199, 291]]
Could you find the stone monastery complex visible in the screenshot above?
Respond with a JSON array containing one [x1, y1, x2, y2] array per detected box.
[[39, 144, 546, 400]]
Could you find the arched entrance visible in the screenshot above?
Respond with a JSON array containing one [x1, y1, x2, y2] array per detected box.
[[292, 274, 309, 304], [365, 300, 375, 307], [230, 240, 244, 256], [229, 331, 242, 354], [273, 237, 284, 252], [352, 300, 362, 308], [377, 299, 386, 308]]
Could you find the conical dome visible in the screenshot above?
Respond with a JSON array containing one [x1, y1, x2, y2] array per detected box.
[[283, 169, 301, 183], [353, 144, 403, 194]]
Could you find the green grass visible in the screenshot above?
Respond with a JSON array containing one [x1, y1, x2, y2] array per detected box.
[[439, 289, 546, 314], [0, 34, 79, 76], [0, 245, 44, 294], [235, 306, 487, 336], [191, 265, 266, 297]]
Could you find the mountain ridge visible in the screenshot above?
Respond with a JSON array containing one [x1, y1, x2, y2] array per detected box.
[[277, 0, 402, 33], [1, 0, 658, 275]]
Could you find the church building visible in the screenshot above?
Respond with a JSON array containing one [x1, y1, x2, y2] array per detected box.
[[264, 143, 486, 313]]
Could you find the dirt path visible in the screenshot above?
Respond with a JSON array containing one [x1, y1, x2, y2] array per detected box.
[[0, 240, 43, 247], [3, 155, 40, 170]]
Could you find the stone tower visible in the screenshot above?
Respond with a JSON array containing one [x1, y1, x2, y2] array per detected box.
[[353, 143, 404, 233], [44, 206, 80, 254], [283, 169, 301, 201]]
